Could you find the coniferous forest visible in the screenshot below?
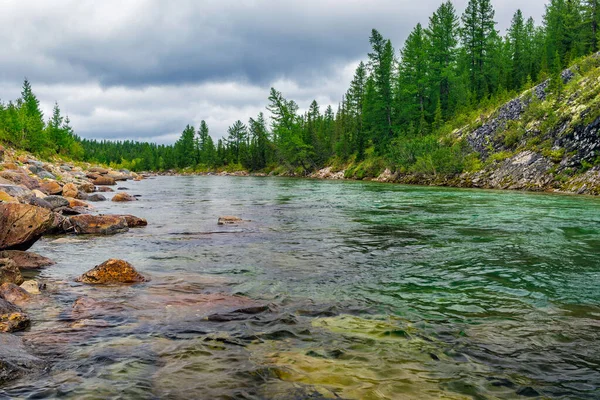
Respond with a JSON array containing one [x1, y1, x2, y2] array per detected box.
[[1, 0, 600, 174]]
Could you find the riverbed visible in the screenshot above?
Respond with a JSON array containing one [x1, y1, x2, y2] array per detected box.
[[2, 176, 600, 399]]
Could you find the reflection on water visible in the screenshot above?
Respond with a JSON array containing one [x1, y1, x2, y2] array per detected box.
[[3, 176, 600, 399]]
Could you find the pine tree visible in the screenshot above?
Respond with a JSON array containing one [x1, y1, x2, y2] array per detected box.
[[508, 10, 528, 90], [20, 79, 46, 152]]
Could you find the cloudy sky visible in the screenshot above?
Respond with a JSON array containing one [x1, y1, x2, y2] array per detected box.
[[0, 0, 547, 144]]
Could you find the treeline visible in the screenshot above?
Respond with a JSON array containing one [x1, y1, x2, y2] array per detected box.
[[2, 0, 600, 174]]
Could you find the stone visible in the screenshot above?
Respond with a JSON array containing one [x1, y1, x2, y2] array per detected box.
[[0, 250, 55, 269], [61, 182, 78, 198], [218, 216, 244, 225], [44, 195, 70, 210], [0, 192, 18, 204], [0, 184, 33, 202], [40, 180, 62, 195], [0, 204, 60, 251], [88, 167, 109, 174], [118, 215, 148, 227], [36, 171, 55, 180], [66, 198, 91, 208], [96, 186, 114, 192], [60, 165, 72, 171], [66, 214, 129, 235], [0, 283, 31, 305], [27, 196, 54, 210], [87, 193, 106, 202], [1, 163, 18, 170], [32, 189, 47, 198], [20, 280, 41, 295], [117, 187, 129, 190], [106, 173, 129, 181], [0, 298, 30, 333], [0, 259, 23, 285], [112, 192, 137, 202], [0, 334, 44, 385], [0, 171, 40, 190], [93, 176, 116, 186], [76, 259, 149, 284], [78, 181, 96, 193]]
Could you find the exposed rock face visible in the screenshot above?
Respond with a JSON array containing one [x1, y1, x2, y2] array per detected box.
[[112, 192, 137, 202], [218, 216, 244, 225], [66, 214, 129, 235], [40, 181, 62, 195], [0, 204, 60, 251], [0, 298, 30, 332], [93, 176, 116, 186], [76, 259, 149, 284], [118, 215, 148, 227], [309, 167, 345, 180], [0, 250, 55, 269], [61, 182, 79, 198], [0, 259, 24, 285], [0, 283, 31, 305]]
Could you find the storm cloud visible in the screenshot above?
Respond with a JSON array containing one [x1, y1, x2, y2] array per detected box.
[[0, 0, 547, 143]]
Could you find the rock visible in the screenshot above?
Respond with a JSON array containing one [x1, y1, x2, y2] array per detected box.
[[107, 173, 129, 181], [0, 334, 43, 385], [76, 259, 149, 284], [112, 192, 137, 202], [96, 186, 114, 193], [0, 298, 30, 332], [0, 259, 23, 285], [27, 196, 54, 210], [0, 163, 18, 170], [86, 172, 100, 180], [20, 280, 41, 295], [0, 250, 55, 269], [0, 171, 40, 190], [60, 165, 72, 171], [66, 198, 91, 208], [32, 189, 47, 198], [0, 283, 31, 305], [66, 214, 129, 235], [117, 187, 129, 190], [87, 193, 106, 202], [0, 192, 18, 204], [118, 215, 148, 227], [93, 176, 116, 186], [0, 204, 60, 251], [0, 184, 33, 202], [36, 170, 55, 180], [44, 195, 70, 210], [61, 182, 78, 198], [218, 216, 244, 225], [78, 181, 96, 193], [89, 167, 109, 174]]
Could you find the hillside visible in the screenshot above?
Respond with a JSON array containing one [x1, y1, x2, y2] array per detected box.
[[330, 52, 600, 195]]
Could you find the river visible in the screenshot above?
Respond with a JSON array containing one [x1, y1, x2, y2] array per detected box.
[[2, 176, 600, 399]]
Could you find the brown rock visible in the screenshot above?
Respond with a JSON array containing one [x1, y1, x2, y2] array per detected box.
[[0, 204, 60, 250], [118, 215, 148, 227], [96, 186, 114, 193], [66, 198, 91, 208], [106, 173, 129, 181], [93, 176, 116, 186], [1, 163, 19, 170], [88, 167, 109, 174], [0, 171, 40, 190], [0, 259, 23, 285], [0, 298, 30, 332], [66, 214, 129, 235], [86, 172, 100, 180], [112, 192, 136, 202], [40, 181, 62, 195], [61, 182, 78, 198], [78, 181, 95, 193], [0, 192, 18, 203], [32, 189, 47, 198], [75, 259, 148, 284], [218, 216, 244, 225], [0, 250, 55, 269], [0, 283, 31, 305]]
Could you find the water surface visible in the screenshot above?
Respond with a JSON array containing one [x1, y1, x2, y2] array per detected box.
[[3, 176, 600, 399]]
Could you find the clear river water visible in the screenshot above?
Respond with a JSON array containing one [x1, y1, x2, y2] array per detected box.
[[2, 176, 600, 399]]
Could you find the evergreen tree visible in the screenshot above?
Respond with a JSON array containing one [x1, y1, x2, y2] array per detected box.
[[20, 79, 46, 152], [508, 10, 528, 90]]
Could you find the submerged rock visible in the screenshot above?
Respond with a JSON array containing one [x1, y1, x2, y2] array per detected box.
[[0, 259, 24, 285], [76, 259, 149, 284], [0, 334, 43, 384], [0, 283, 31, 305], [217, 216, 244, 225], [0, 250, 55, 269], [20, 280, 41, 295], [0, 204, 60, 250], [112, 192, 137, 202], [0, 297, 30, 332], [65, 214, 129, 235]]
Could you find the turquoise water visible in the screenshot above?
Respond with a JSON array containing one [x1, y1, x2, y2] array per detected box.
[[3, 176, 600, 399]]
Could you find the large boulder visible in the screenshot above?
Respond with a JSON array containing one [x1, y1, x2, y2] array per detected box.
[[78, 181, 96, 193], [93, 176, 116, 186], [75, 259, 149, 284], [106, 172, 129, 181], [0, 250, 55, 269], [61, 182, 78, 198], [88, 167, 109, 174], [87, 193, 106, 202], [66, 214, 129, 235], [0, 298, 30, 332], [40, 181, 62, 195], [66, 198, 91, 208], [0, 283, 31, 305], [0, 171, 40, 190], [112, 192, 136, 202], [0, 204, 60, 250], [43, 195, 70, 210], [0, 184, 33, 202], [0, 259, 23, 285]]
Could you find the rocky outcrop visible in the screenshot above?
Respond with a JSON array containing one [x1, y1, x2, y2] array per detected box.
[[0, 259, 24, 285], [76, 259, 149, 284], [0, 204, 60, 250], [112, 192, 137, 202], [65, 214, 129, 235], [0, 298, 30, 332], [0, 250, 55, 269]]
